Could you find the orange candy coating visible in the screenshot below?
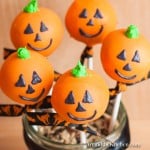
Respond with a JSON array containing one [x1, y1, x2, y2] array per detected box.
[[51, 69, 109, 124], [65, 0, 117, 46], [101, 26, 150, 84], [0, 48, 54, 105], [11, 7, 64, 57]]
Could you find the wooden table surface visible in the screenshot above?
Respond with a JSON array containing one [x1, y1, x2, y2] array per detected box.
[[0, 0, 150, 149]]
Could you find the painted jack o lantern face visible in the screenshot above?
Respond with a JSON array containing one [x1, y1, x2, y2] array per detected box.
[[11, 0, 63, 56], [65, 90, 97, 122], [65, 0, 117, 46], [15, 71, 45, 102], [101, 25, 150, 84], [0, 48, 54, 105], [51, 62, 109, 124]]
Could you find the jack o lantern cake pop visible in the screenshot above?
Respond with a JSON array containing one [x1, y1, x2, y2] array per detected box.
[[101, 25, 150, 86], [65, 0, 117, 66], [0, 47, 54, 105], [10, 0, 64, 57], [65, 0, 117, 46], [100, 25, 150, 133], [51, 62, 109, 124]]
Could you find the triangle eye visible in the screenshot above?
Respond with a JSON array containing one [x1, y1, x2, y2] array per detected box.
[[24, 24, 34, 34], [31, 71, 42, 85], [79, 8, 87, 18], [65, 91, 75, 104], [117, 50, 126, 61], [94, 9, 103, 19], [82, 90, 93, 103], [40, 22, 48, 32], [15, 74, 26, 87], [132, 50, 140, 63]]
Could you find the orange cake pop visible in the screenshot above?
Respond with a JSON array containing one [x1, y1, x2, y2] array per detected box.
[[10, 0, 64, 57], [65, 0, 117, 46], [0, 47, 54, 105], [100, 25, 150, 133], [101, 25, 150, 85], [51, 62, 109, 124]]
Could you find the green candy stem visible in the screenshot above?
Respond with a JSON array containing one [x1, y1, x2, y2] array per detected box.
[[125, 25, 139, 39], [72, 61, 87, 77], [17, 47, 30, 59], [24, 0, 38, 13]]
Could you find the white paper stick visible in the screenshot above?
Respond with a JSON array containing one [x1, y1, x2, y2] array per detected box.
[[87, 57, 93, 70], [108, 92, 122, 133], [81, 49, 93, 144], [80, 131, 87, 144], [80, 57, 92, 145]]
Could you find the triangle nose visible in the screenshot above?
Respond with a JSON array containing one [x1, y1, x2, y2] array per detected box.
[[76, 102, 86, 112], [34, 33, 41, 42], [123, 63, 132, 71], [86, 19, 94, 26], [26, 84, 35, 94]]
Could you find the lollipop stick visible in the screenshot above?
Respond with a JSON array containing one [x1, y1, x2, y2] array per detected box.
[[83, 50, 93, 144], [81, 57, 92, 146], [87, 57, 93, 70], [80, 131, 87, 144], [79, 46, 93, 144], [108, 92, 122, 133]]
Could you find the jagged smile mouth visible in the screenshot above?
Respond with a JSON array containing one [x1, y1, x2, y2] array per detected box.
[[19, 88, 45, 102], [67, 110, 97, 121], [79, 26, 104, 38], [115, 69, 136, 80], [27, 39, 53, 51]]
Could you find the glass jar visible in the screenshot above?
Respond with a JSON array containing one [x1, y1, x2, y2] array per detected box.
[[22, 102, 130, 150]]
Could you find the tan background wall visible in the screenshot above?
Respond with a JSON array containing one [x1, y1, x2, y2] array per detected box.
[[0, 0, 150, 149]]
